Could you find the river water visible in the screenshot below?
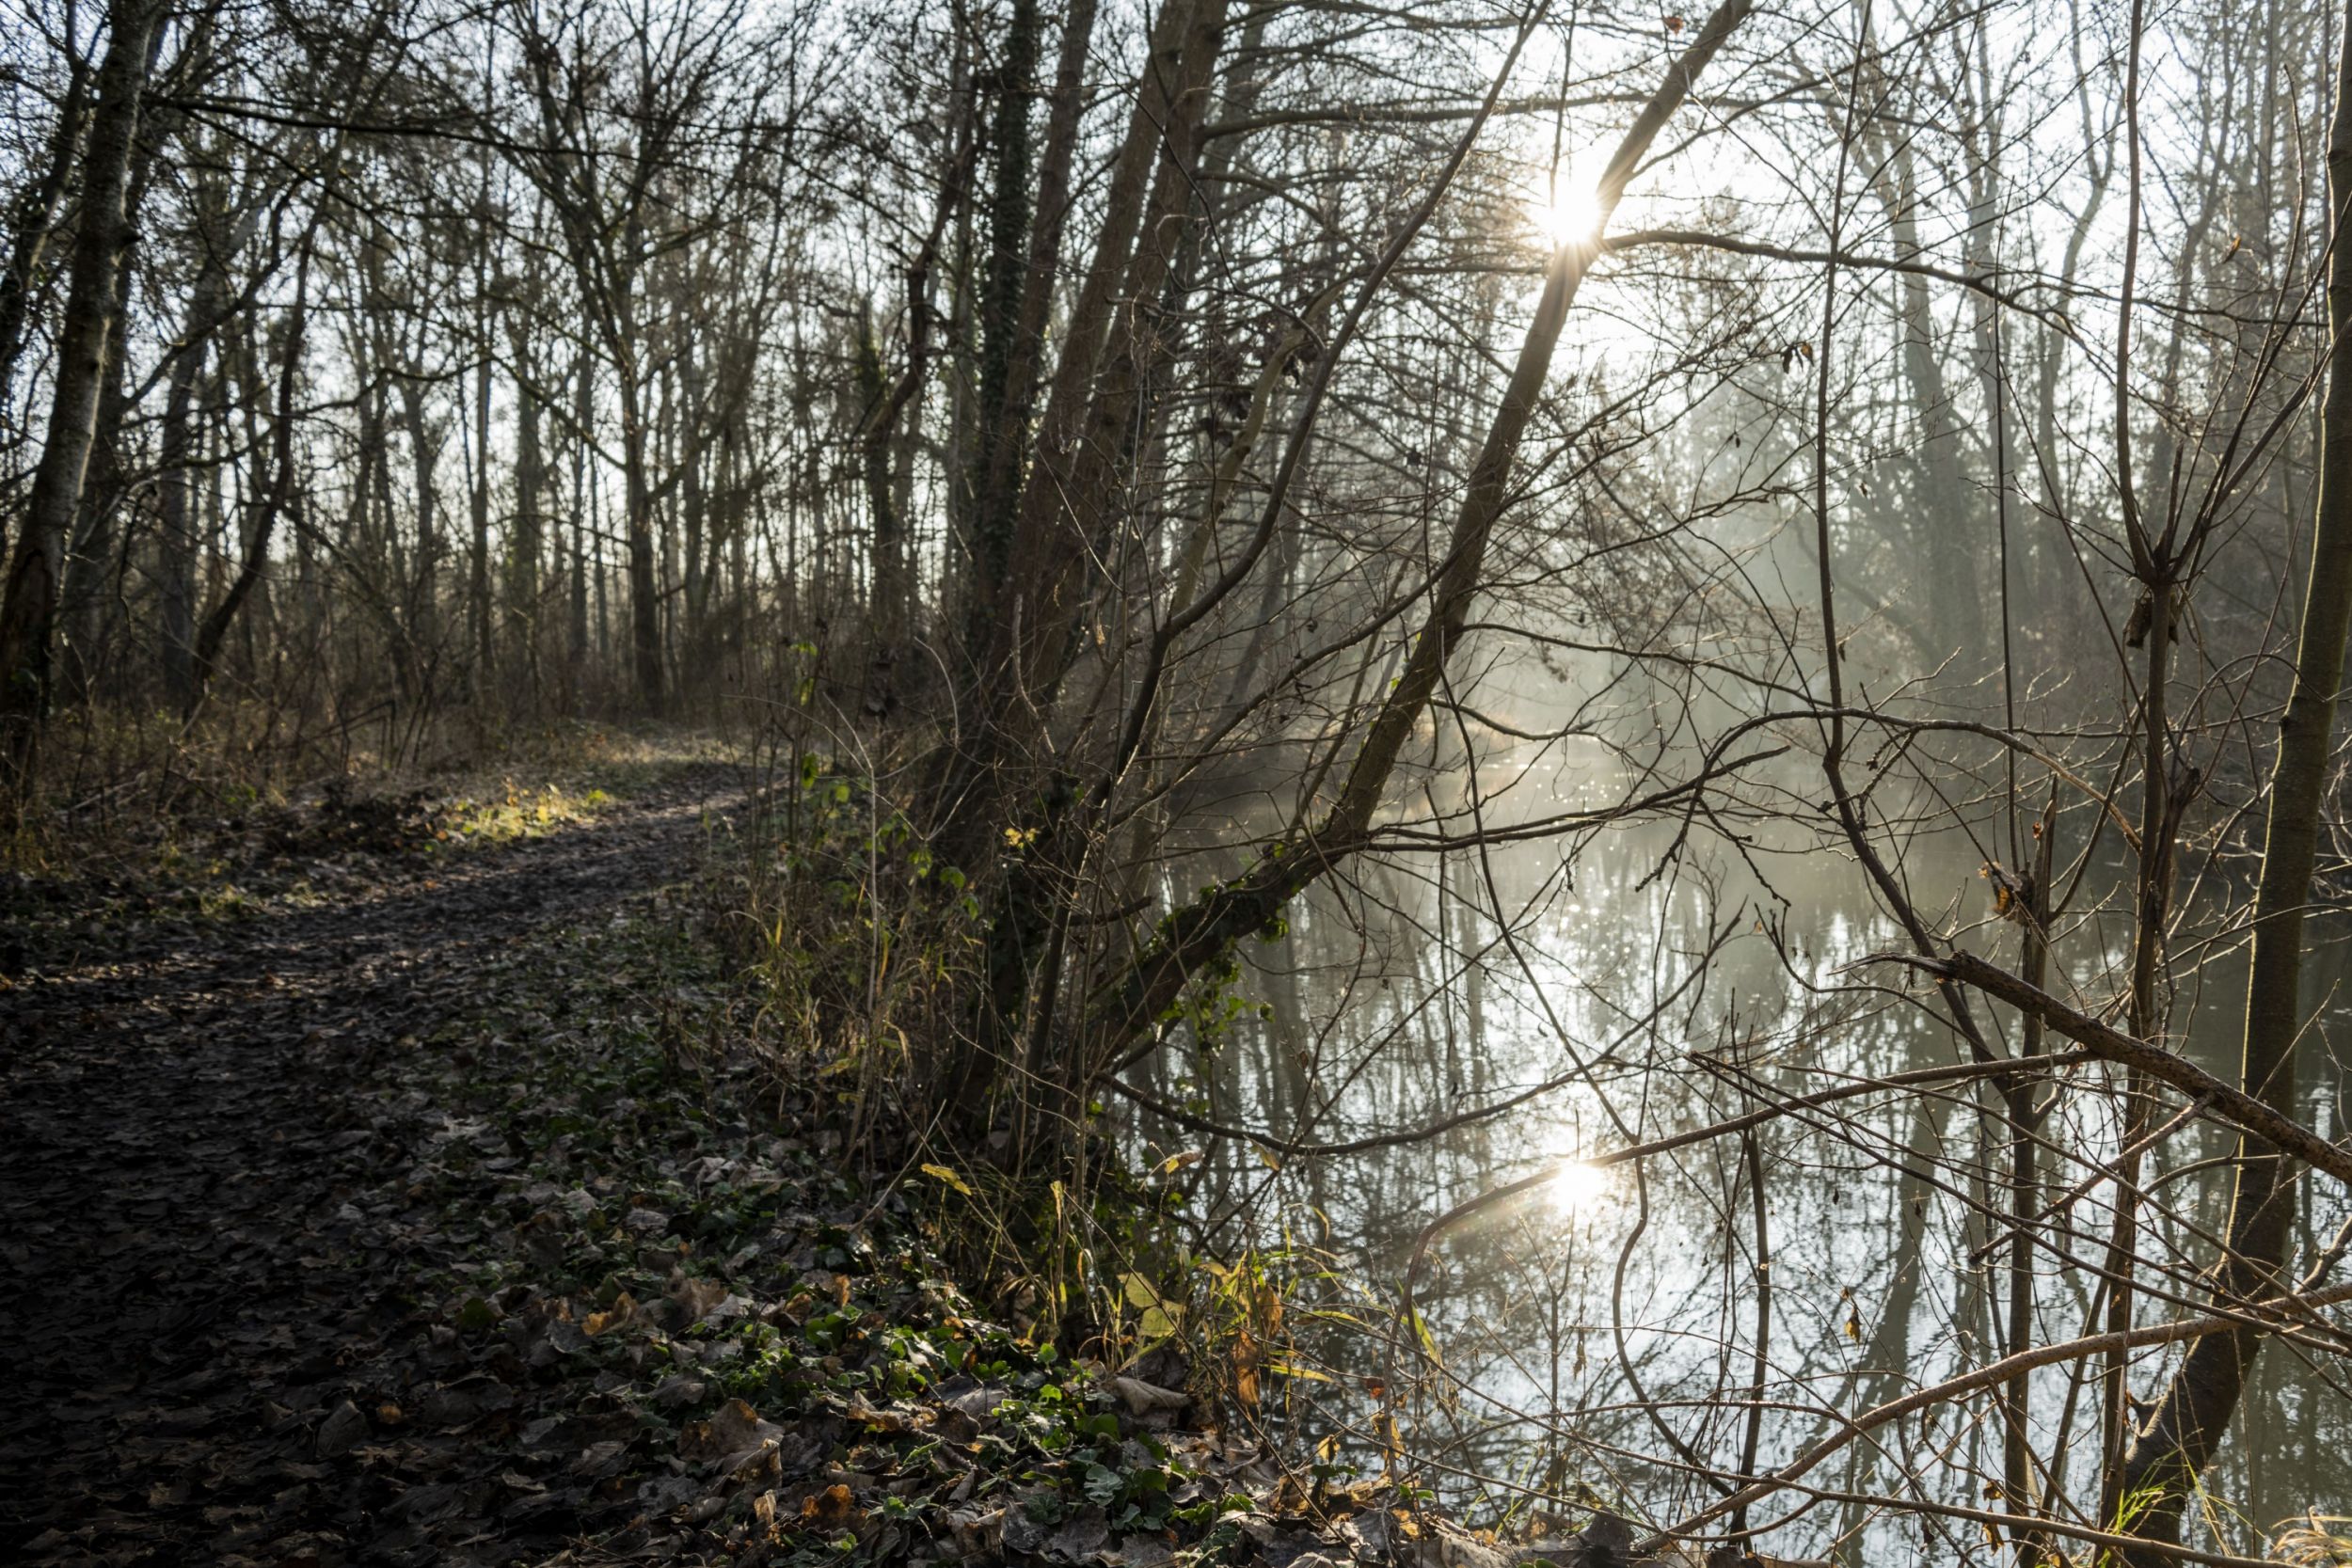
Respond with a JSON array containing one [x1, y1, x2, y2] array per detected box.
[[1125, 745, 2352, 1561]]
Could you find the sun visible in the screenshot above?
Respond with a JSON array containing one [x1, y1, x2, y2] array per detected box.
[[1546, 1158, 1613, 1215], [1531, 180, 1605, 248]]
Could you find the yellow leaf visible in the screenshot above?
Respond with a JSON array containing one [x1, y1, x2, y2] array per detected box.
[[582, 1291, 638, 1338], [921, 1164, 974, 1196]]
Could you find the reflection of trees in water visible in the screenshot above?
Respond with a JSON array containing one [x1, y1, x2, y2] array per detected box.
[[26, 0, 2351, 1551], [1121, 816, 2351, 1558]]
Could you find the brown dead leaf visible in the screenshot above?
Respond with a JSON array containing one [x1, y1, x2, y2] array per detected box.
[[581, 1291, 637, 1338], [709, 1397, 779, 1451], [1108, 1376, 1188, 1418], [949, 1505, 1005, 1558], [847, 1396, 918, 1434], [1232, 1328, 1261, 1409], [678, 1397, 783, 1463], [671, 1274, 729, 1324], [315, 1401, 368, 1458], [801, 1482, 860, 1528], [727, 1445, 784, 1482]]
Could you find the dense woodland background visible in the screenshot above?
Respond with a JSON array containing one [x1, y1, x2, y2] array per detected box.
[[8, 0, 2352, 1560]]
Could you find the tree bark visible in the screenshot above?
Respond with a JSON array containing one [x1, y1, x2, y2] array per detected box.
[[187, 240, 312, 712], [469, 303, 496, 689], [0, 41, 92, 469], [569, 343, 591, 702], [963, 0, 1041, 641], [964, 0, 1099, 660], [0, 0, 164, 793], [2111, 8, 2352, 1552], [56, 21, 169, 707], [158, 241, 231, 710], [509, 340, 544, 708], [1081, 0, 1757, 1061]]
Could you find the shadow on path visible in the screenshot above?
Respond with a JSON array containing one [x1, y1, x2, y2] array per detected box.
[[0, 765, 746, 1564]]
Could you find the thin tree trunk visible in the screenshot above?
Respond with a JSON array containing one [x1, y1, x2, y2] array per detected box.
[[680, 335, 708, 665], [962, 0, 1040, 641], [2112, 8, 2352, 1551], [158, 257, 230, 710], [0, 44, 92, 463], [623, 380, 663, 709], [56, 38, 167, 709], [1083, 0, 1756, 1064], [398, 370, 440, 683], [188, 241, 313, 712], [964, 0, 1097, 657], [569, 343, 590, 704], [510, 344, 543, 709], [0, 0, 164, 792], [469, 308, 495, 689]]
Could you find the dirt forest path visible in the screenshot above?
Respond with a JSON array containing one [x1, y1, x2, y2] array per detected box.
[[0, 765, 749, 1565]]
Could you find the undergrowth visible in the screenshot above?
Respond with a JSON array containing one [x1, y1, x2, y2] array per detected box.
[[388, 875, 1394, 1566], [704, 742, 1376, 1508]]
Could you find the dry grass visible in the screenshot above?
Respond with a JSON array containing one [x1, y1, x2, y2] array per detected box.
[[8, 703, 732, 879], [2274, 1515, 2352, 1565]]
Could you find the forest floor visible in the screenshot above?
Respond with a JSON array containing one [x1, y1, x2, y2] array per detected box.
[[0, 748, 1553, 1568]]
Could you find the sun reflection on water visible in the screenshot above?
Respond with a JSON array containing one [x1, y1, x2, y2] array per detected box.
[[1546, 1158, 1613, 1215]]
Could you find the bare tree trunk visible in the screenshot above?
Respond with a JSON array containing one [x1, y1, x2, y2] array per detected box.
[[158, 254, 230, 711], [187, 241, 313, 712], [0, 43, 91, 467], [961, 0, 1038, 640], [56, 52, 167, 709], [568, 342, 590, 705], [0, 0, 164, 793], [622, 377, 663, 710], [854, 306, 899, 647], [988, 0, 1227, 721], [679, 334, 708, 670], [510, 342, 544, 710], [2112, 8, 2352, 1551], [397, 370, 441, 686], [963, 0, 1096, 657], [469, 304, 495, 691], [1083, 0, 1756, 1064]]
